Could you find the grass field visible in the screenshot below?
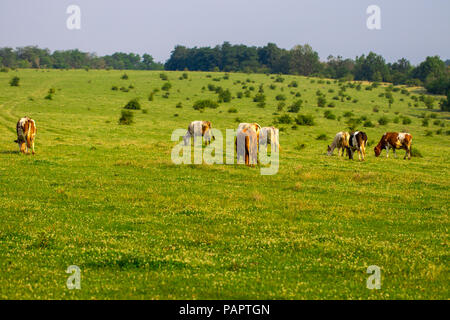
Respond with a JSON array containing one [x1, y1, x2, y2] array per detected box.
[[0, 69, 448, 299]]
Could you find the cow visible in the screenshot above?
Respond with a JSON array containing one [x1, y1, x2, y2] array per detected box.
[[374, 132, 412, 160], [260, 126, 280, 152], [327, 131, 350, 156], [347, 131, 367, 161], [235, 126, 258, 166], [15, 117, 37, 155], [237, 123, 261, 140], [183, 121, 215, 146]]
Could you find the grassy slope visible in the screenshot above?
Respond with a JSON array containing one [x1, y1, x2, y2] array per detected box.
[[0, 69, 448, 299]]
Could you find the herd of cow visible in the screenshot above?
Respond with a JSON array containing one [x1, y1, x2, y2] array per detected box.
[[14, 116, 412, 163]]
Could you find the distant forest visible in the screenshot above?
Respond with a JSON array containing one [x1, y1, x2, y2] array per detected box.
[[1, 42, 449, 98]]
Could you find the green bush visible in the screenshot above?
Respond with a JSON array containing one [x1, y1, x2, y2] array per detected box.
[[159, 73, 168, 80], [121, 73, 129, 80], [218, 89, 232, 103], [275, 94, 286, 101], [402, 117, 412, 125], [363, 120, 375, 128], [295, 114, 315, 126], [119, 110, 134, 125], [324, 110, 336, 120], [378, 116, 389, 125], [277, 114, 293, 124], [161, 82, 172, 91], [316, 133, 327, 140], [253, 93, 266, 103], [124, 98, 141, 110], [228, 107, 238, 113], [287, 100, 302, 113], [193, 99, 219, 110], [9, 76, 20, 86]]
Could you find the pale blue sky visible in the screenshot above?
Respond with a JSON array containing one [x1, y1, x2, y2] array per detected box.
[[0, 0, 449, 64]]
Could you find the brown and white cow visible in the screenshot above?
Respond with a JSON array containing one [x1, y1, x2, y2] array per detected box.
[[235, 126, 258, 166], [237, 123, 261, 140], [327, 131, 350, 156], [183, 120, 215, 146], [260, 126, 280, 152], [15, 117, 37, 155], [347, 131, 367, 161], [374, 132, 412, 160]]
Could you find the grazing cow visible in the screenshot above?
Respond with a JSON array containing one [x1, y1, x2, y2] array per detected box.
[[15, 117, 37, 155], [327, 131, 350, 156], [374, 132, 412, 160], [236, 127, 258, 166], [347, 131, 367, 161], [260, 126, 280, 152], [237, 123, 261, 140], [183, 120, 215, 146]]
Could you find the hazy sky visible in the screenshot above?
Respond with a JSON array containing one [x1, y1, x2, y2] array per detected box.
[[1, 0, 449, 64]]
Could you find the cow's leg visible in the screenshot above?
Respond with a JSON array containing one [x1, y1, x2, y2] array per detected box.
[[385, 146, 389, 158], [393, 148, 397, 158], [31, 138, 35, 155]]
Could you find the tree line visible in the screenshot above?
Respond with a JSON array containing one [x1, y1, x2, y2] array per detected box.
[[0, 46, 164, 71], [1, 43, 449, 101]]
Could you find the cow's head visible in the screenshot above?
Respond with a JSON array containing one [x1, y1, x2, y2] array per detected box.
[[374, 145, 382, 157], [327, 145, 332, 156]]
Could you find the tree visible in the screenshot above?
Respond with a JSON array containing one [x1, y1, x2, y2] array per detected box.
[[412, 56, 446, 82], [288, 44, 321, 76], [354, 52, 390, 82]]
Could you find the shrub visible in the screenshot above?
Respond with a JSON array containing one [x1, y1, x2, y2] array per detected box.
[[0, 67, 9, 72], [328, 102, 336, 108], [124, 98, 141, 110], [274, 75, 284, 83], [253, 93, 266, 103], [324, 110, 336, 120], [363, 120, 375, 127], [218, 89, 232, 103], [182, 72, 188, 79], [402, 117, 412, 125], [422, 118, 429, 127], [316, 134, 327, 140], [228, 107, 238, 113], [277, 102, 285, 111], [317, 96, 327, 108], [119, 110, 134, 125], [236, 92, 243, 99], [425, 130, 433, 137], [176, 102, 183, 108], [288, 100, 302, 113], [44, 93, 53, 100], [288, 80, 298, 87], [277, 114, 293, 124], [193, 99, 219, 110], [148, 92, 154, 101], [343, 111, 354, 118], [373, 107, 379, 113], [161, 82, 172, 91], [295, 114, 315, 126], [121, 73, 129, 80], [424, 96, 435, 109], [275, 94, 286, 101], [378, 116, 389, 125], [142, 109, 148, 114], [111, 86, 118, 91], [159, 73, 168, 81], [9, 76, 20, 86]]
